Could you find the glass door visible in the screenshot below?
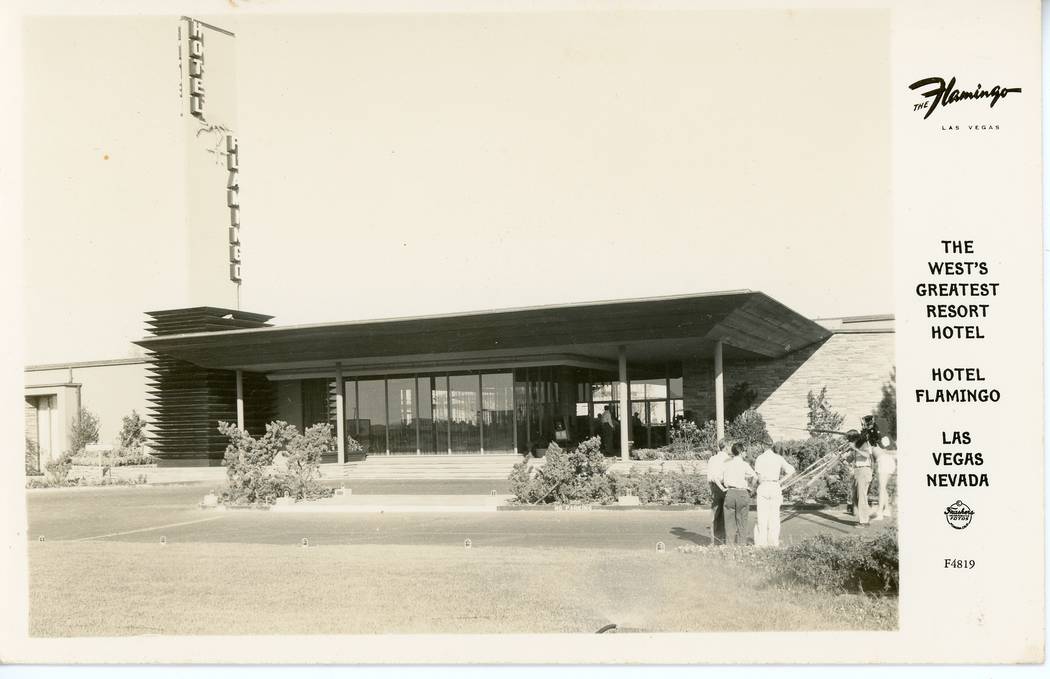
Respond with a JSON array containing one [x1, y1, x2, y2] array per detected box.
[[481, 372, 514, 453], [431, 375, 451, 454], [357, 379, 387, 454], [386, 378, 416, 454], [449, 374, 480, 452]]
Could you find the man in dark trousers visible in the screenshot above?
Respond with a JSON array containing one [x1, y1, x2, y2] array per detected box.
[[720, 441, 757, 545], [705, 438, 730, 545]]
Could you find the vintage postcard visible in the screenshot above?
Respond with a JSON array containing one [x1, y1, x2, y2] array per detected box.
[[0, 0, 1043, 665]]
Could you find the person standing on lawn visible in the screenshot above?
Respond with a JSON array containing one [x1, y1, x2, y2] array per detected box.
[[753, 446, 796, 547], [705, 438, 730, 545], [845, 429, 874, 525], [720, 441, 756, 545], [872, 435, 897, 521]]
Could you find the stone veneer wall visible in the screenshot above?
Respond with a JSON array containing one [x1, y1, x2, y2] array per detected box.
[[684, 331, 895, 441]]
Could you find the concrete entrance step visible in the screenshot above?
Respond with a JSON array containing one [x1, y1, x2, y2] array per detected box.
[[320, 455, 522, 480]]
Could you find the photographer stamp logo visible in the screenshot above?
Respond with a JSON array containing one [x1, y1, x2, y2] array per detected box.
[[945, 500, 975, 530]]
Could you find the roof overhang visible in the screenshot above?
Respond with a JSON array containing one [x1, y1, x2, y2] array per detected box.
[[134, 291, 831, 374]]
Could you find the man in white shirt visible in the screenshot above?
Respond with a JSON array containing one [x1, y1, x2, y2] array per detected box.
[[719, 442, 756, 545], [705, 439, 730, 545], [753, 447, 796, 547]]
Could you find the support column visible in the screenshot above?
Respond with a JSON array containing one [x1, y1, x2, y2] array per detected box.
[[335, 363, 346, 464], [714, 340, 725, 443], [618, 345, 629, 461], [235, 370, 244, 430]]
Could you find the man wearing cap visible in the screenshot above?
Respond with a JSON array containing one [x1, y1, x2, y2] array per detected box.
[[753, 446, 796, 547], [705, 439, 730, 545]]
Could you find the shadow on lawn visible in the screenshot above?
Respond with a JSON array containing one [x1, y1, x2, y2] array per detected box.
[[669, 526, 713, 546], [780, 509, 854, 533]]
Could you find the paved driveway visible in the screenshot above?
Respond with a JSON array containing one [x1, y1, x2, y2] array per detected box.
[[26, 485, 882, 549]]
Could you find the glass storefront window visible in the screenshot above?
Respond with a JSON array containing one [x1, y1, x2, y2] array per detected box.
[[357, 379, 386, 454], [417, 376, 436, 454], [387, 378, 416, 453], [343, 380, 360, 441], [432, 375, 450, 454], [482, 373, 514, 452], [449, 374, 479, 452], [669, 376, 683, 399]]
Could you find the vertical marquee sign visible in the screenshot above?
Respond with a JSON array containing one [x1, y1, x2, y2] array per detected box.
[[179, 17, 242, 299], [227, 133, 241, 282], [187, 19, 205, 119]]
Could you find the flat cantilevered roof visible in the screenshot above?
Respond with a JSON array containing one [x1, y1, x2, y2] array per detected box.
[[134, 290, 831, 374]]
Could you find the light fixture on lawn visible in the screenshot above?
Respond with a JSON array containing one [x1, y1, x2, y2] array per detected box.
[[38, 536, 44, 542], [656, 541, 666, 553], [160, 536, 167, 545], [464, 538, 472, 549], [302, 537, 309, 548]]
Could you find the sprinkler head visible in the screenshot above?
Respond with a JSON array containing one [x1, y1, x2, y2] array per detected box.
[[656, 541, 666, 553], [301, 537, 309, 548], [464, 538, 472, 549]]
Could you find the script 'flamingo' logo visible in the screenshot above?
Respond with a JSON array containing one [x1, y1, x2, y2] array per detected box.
[[909, 77, 1021, 120]]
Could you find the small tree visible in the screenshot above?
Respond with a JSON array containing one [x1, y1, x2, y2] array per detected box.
[[217, 420, 336, 505], [118, 411, 148, 452], [70, 407, 100, 454], [666, 419, 717, 458], [875, 368, 897, 439], [508, 436, 615, 504], [807, 387, 844, 437], [25, 438, 40, 475]]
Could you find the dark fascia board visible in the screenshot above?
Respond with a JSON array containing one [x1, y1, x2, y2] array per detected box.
[[137, 289, 756, 346], [134, 290, 830, 367]]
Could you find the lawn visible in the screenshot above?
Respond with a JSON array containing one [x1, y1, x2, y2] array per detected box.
[[25, 485, 897, 636], [28, 540, 895, 636]]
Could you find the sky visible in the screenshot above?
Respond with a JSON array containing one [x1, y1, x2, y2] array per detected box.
[[21, 8, 891, 363]]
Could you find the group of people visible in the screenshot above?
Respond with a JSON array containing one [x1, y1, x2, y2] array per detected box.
[[705, 417, 898, 547], [847, 415, 898, 525], [706, 440, 796, 547]]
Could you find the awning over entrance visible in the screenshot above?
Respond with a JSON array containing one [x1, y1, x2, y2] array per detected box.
[[134, 290, 830, 374]]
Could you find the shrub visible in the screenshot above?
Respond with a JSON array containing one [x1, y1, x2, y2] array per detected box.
[[726, 408, 770, 449], [25, 438, 41, 475], [69, 449, 157, 467], [118, 411, 148, 452], [69, 407, 100, 454], [665, 419, 717, 458], [508, 437, 615, 504], [26, 474, 147, 489], [774, 437, 835, 475], [612, 467, 712, 505], [766, 527, 898, 594], [44, 451, 74, 485], [218, 420, 337, 505], [629, 448, 664, 461], [875, 368, 897, 439], [807, 387, 845, 436], [774, 437, 854, 505]]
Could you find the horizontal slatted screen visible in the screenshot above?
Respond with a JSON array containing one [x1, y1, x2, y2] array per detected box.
[[145, 307, 275, 465]]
